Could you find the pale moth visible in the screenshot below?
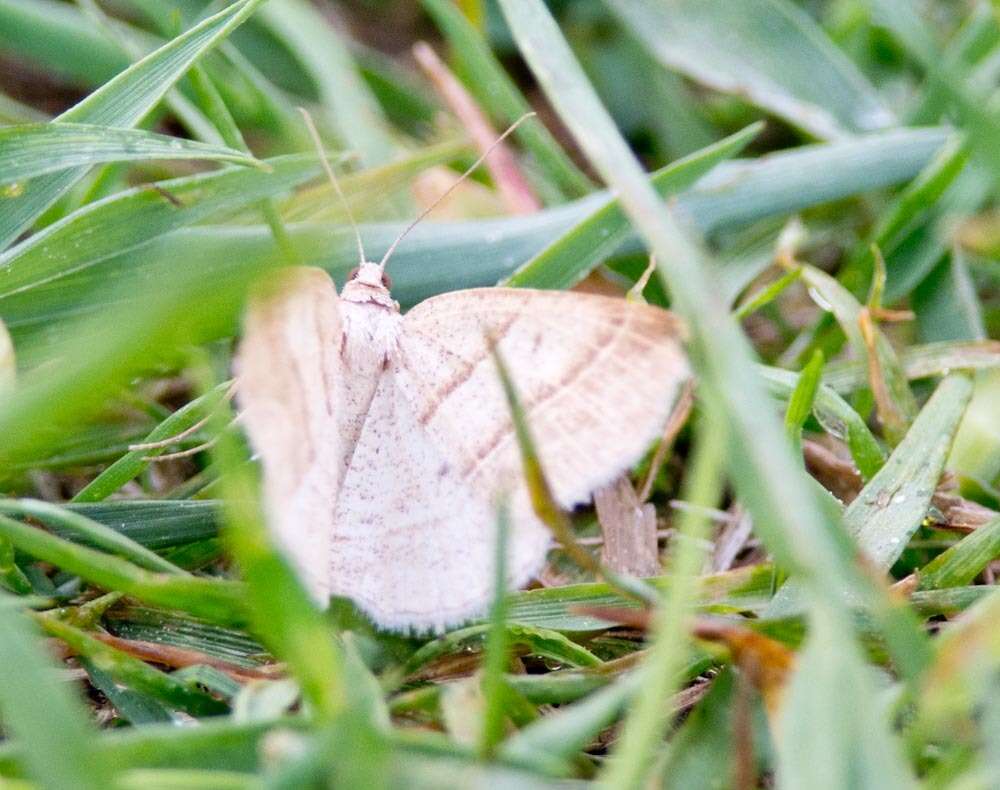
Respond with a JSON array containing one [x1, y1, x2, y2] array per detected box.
[[237, 116, 691, 633]]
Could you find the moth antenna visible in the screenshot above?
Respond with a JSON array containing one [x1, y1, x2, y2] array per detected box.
[[298, 107, 367, 266], [377, 111, 537, 272]]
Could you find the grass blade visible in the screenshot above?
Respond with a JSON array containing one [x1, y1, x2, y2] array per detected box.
[[420, 0, 593, 199], [73, 383, 230, 503], [0, 595, 114, 790], [0, 499, 186, 575], [608, 0, 894, 138], [0, 0, 269, 249], [0, 122, 259, 186], [918, 516, 1000, 590], [0, 514, 247, 625], [770, 373, 974, 615], [506, 122, 762, 289]]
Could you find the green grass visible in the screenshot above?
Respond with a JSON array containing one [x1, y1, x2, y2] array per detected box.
[[1, 0, 1000, 787]]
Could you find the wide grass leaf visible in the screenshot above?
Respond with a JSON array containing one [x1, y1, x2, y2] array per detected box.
[[0, 123, 259, 185], [607, 0, 894, 139]]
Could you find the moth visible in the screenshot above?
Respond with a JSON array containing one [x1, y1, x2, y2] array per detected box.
[[237, 117, 691, 633]]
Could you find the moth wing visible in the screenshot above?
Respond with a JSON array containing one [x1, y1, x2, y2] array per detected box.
[[328, 371, 550, 632], [236, 267, 343, 602], [399, 287, 691, 510]]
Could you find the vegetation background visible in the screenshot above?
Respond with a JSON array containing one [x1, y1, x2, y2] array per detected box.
[[0, 0, 999, 787]]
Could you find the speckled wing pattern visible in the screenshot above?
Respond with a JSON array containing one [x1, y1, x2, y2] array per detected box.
[[239, 270, 690, 632], [399, 288, 690, 510]]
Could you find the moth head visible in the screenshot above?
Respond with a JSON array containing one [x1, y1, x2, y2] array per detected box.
[[347, 261, 392, 291]]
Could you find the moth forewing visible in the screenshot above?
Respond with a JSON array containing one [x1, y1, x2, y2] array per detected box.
[[236, 267, 345, 603]]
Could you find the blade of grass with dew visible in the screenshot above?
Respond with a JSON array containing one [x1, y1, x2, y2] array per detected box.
[[0, 499, 185, 575], [495, 3, 917, 785], [606, 0, 894, 139], [784, 350, 824, 462], [103, 604, 265, 668], [34, 613, 228, 717], [918, 516, 1000, 590], [759, 365, 886, 479], [0, 594, 114, 790], [420, 0, 593, 199], [0, 122, 260, 185], [72, 383, 230, 502], [0, 0, 270, 250], [0, 514, 247, 625], [506, 122, 762, 290], [770, 373, 974, 615]]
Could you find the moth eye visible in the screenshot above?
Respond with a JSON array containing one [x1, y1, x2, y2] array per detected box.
[[381, 272, 393, 289], [347, 266, 361, 281]]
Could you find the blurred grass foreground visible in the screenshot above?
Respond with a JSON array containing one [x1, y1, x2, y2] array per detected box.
[[2, 0, 1000, 788]]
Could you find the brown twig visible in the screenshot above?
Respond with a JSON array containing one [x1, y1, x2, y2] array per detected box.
[[638, 381, 695, 502], [413, 41, 540, 215]]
